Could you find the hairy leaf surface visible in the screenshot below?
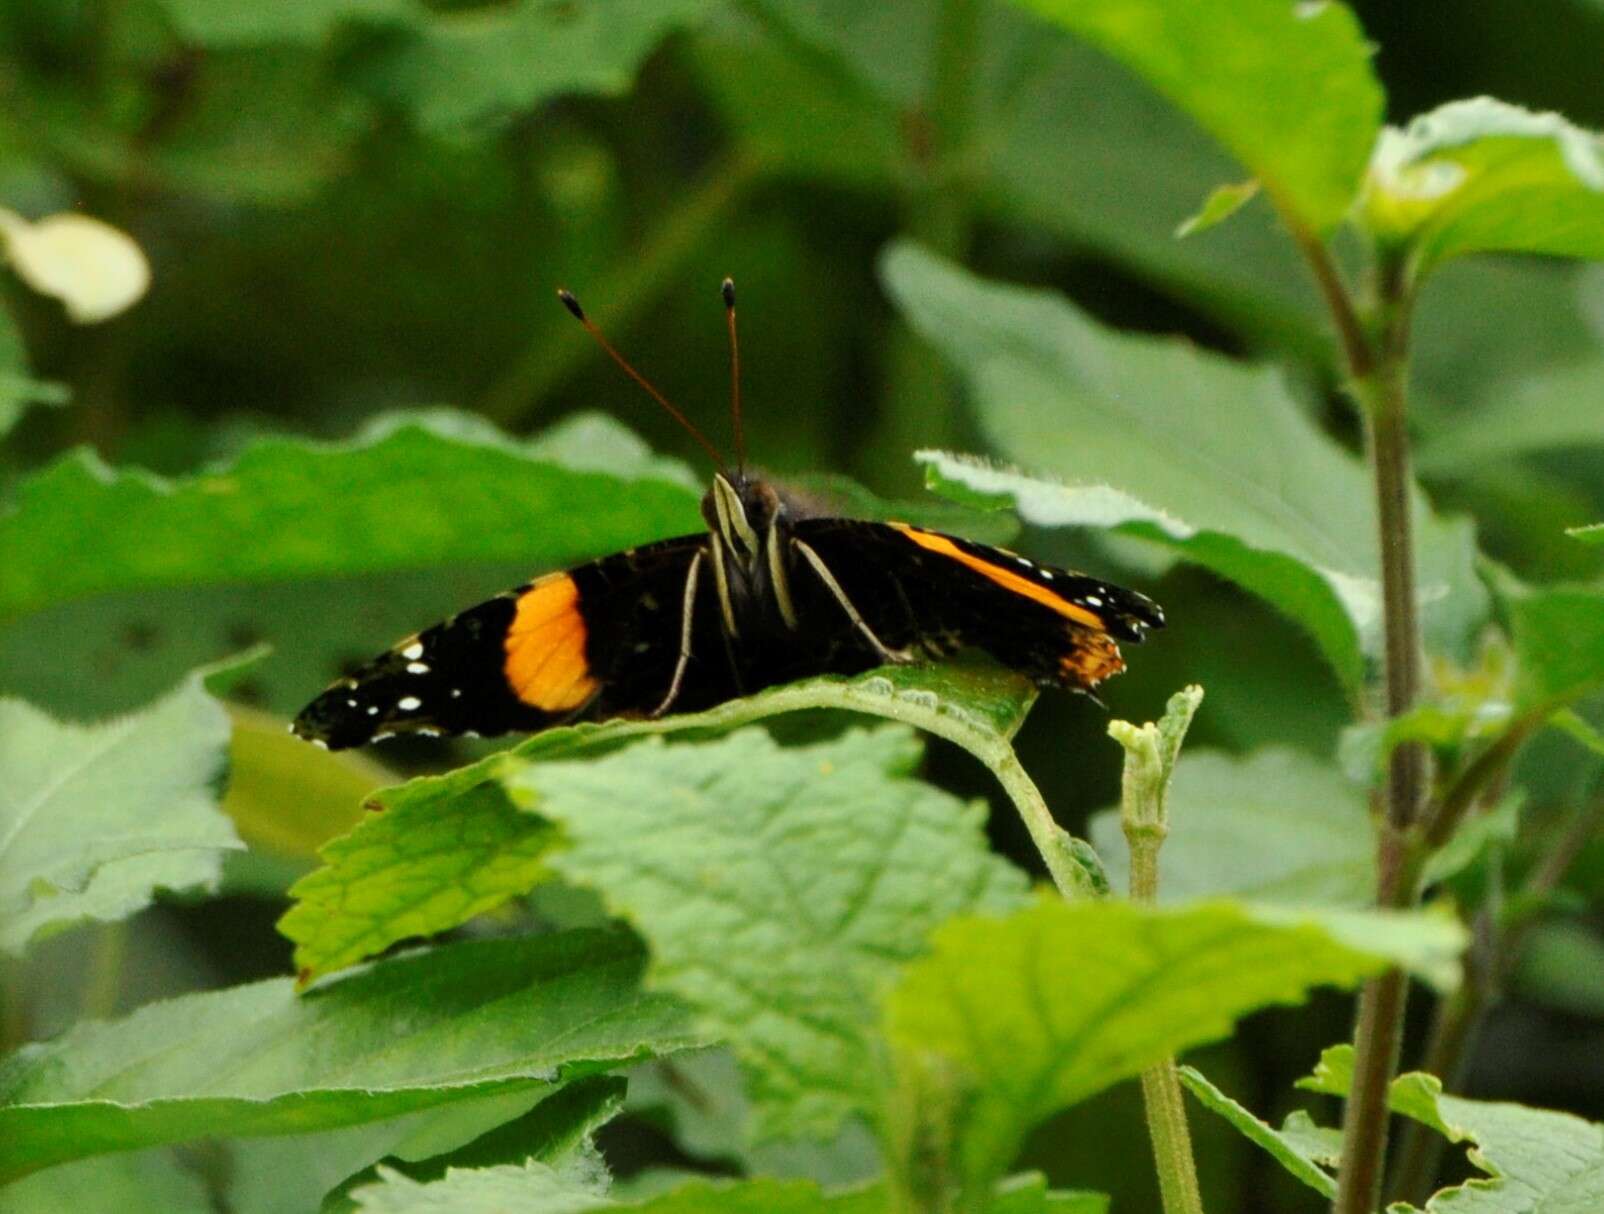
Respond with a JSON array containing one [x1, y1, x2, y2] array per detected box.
[[500, 726, 1029, 1141], [0, 412, 701, 628], [0, 668, 242, 955], [281, 663, 1037, 979], [882, 900, 1465, 1201], [0, 931, 699, 1180]]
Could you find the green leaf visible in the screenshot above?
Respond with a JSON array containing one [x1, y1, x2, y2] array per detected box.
[[1089, 748, 1374, 905], [883, 243, 1488, 689], [1507, 581, 1604, 709], [214, 1086, 565, 1214], [1362, 98, 1604, 272], [238, 1079, 620, 1214], [500, 725, 1030, 1142], [1511, 920, 1604, 1019], [350, 1166, 1103, 1213], [153, 0, 420, 46], [351, 1160, 613, 1213], [1302, 1045, 1604, 1213], [1415, 358, 1604, 473], [0, 929, 700, 1181], [278, 781, 559, 982], [1008, 0, 1383, 234], [0, 410, 702, 629], [372, 1075, 625, 1188], [1175, 1066, 1336, 1198], [697, 2, 1329, 358], [0, 668, 243, 955], [1175, 180, 1261, 238], [881, 899, 1465, 1201], [153, 1, 718, 138], [0, 1148, 212, 1214], [355, 0, 720, 135], [626, 1049, 882, 1187], [221, 704, 392, 865], [281, 662, 1037, 980]]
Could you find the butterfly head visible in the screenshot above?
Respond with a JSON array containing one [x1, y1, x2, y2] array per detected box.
[[705, 471, 786, 570]]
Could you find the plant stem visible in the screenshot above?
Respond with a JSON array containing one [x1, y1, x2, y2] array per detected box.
[[1128, 812, 1206, 1214], [990, 744, 1102, 899], [1113, 690, 1206, 1214], [82, 922, 128, 1021], [1424, 710, 1541, 852], [478, 150, 763, 429], [1305, 240, 1428, 1214], [1334, 809, 1433, 1212], [0, 957, 27, 1054]]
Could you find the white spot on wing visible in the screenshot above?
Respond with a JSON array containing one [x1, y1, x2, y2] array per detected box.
[[401, 642, 424, 659], [367, 706, 379, 716], [1085, 595, 1103, 607], [407, 662, 430, 674], [397, 696, 422, 711]]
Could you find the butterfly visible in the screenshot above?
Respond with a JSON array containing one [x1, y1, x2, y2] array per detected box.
[[292, 280, 1164, 750]]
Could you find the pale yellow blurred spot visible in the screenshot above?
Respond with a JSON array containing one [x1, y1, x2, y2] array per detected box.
[[0, 208, 151, 323]]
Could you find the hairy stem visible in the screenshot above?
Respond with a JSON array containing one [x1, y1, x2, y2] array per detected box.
[[1334, 826, 1425, 1214], [1309, 241, 1428, 1214], [990, 745, 1102, 899], [1113, 689, 1206, 1214]]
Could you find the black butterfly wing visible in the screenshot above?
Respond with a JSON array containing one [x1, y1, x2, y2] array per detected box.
[[292, 534, 721, 749], [786, 519, 1164, 692]]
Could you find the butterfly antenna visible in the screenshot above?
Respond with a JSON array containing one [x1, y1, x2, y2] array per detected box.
[[557, 288, 725, 468], [721, 277, 747, 474]]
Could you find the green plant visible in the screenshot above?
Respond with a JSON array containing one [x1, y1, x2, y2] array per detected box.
[[5, 2, 1604, 1212]]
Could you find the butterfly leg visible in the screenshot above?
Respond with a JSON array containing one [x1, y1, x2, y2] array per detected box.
[[649, 548, 706, 718], [793, 538, 915, 664]]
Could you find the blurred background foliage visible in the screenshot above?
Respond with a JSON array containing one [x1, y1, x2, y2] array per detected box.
[[4, 1, 1604, 1210]]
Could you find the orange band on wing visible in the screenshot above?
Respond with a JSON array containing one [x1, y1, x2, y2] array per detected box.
[[891, 525, 1107, 630], [504, 573, 601, 712]]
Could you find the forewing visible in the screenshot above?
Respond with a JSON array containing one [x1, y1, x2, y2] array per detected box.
[[789, 519, 1163, 692], [292, 535, 711, 749]]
